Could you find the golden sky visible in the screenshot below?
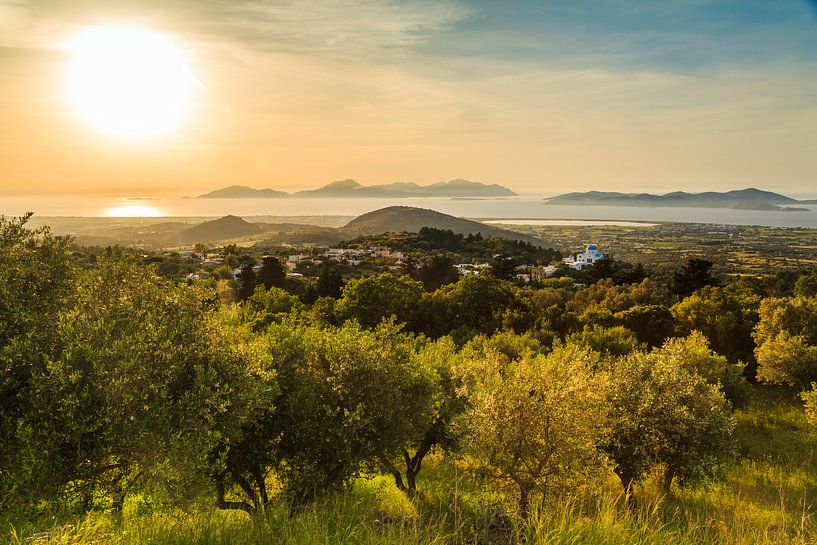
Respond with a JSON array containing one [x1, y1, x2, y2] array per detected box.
[[1, 0, 817, 197]]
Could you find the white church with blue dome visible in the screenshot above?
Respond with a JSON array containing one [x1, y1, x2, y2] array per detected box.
[[564, 244, 604, 270]]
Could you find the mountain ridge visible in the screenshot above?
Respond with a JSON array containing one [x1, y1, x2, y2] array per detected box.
[[196, 179, 517, 199], [543, 188, 815, 211]]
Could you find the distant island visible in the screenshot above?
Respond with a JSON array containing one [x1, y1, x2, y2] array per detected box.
[[543, 188, 816, 212], [197, 179, 517, 199], [196, 186, 289, 199]]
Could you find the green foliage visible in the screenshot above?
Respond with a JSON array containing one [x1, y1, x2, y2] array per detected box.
[[754, 296, 817, 347], [315, 264, 344, 298], [802, 387, 817, 428], [655, 332, 750, 408], [567, 324, 645, 358], [413, 254, 459, 292], [567, 278, 667, 315], [672, 286, 758, 372], [524, 285, 577, 336], [335, 273, 425, 331], [263, 321, 437, 504], [242, 285, 303, 330], [235, 263, 258, 301], [755, 331, 817, 390], [604, 339, 736, 492], [11, 259, 275, 509], [672, 258, 719, 298], [461, 344, 608, 517], [0, 214, 75, 506], [433, 272, 522, 338], [462, 330, 545, 363], [488, 254, 518, 280], [379, 337, 467, 495], [580, 255, 647, 285], [614, 304, 676, 347], [257, 256, 286, 290], [754, 296, 817, 389], [794, 269, 817, 297]]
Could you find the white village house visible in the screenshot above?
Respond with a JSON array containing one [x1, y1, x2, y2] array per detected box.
[[564, 244, 604, 270]]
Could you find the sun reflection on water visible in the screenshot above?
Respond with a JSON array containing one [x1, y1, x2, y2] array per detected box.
[[106, 204, 164, 217]]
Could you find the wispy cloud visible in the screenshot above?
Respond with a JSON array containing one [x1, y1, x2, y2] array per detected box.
[[2, 0, 471, 60]]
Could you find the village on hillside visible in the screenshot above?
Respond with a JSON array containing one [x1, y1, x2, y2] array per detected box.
[[171, 240, 604, 285]]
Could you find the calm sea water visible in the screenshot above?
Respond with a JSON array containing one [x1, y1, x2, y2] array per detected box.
[[2, 195, 817, 228]]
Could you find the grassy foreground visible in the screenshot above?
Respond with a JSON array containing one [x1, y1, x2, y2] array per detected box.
[[4, 386, 816, 545]]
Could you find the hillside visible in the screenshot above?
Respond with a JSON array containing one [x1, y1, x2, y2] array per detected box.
[[178, 215, 262, 243], [341, 206, 545, 245], [255, 223, 346, 245], [543, 188, 816, 211]]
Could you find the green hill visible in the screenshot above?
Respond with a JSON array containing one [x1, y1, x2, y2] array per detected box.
[[178, 215, 262, 243], [341, 206, 545, 245]]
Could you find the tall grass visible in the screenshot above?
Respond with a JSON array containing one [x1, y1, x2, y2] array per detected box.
[[4, 385, 816, 545]]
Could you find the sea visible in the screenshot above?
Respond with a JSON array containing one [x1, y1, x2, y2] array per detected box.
[[2, 195, 817, 229]]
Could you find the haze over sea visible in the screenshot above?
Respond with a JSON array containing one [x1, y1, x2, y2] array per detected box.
[[3, 194, 817, 228]]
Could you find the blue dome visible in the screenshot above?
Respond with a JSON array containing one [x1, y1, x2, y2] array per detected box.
[[586, 245, 597, 250]]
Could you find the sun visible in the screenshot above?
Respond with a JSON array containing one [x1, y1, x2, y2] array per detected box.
[[64, 24, 193, 140]]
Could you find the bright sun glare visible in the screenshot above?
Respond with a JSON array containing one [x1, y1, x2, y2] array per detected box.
[[65, 24, 192, 139], [106, 204, 163, 217]]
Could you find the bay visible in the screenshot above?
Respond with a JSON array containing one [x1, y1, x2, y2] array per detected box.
[[1, 195, 816, 229]]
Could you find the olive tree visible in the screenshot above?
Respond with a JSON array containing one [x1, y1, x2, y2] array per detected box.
[[461, 344, 609, 518], [26, 260, 275, 509], [434, 272, 523, 338], [378, 336, 467, 496], [614, 304, 676, 347], [604, 342, 735, 494], [0, 214, 74, 505], [262, 320, 439, 504], [754, 296, 817, 390], [672, 286, 757, 367], [241, 285, 303, 330], [566, 324, 644, 358], [335, 273, 425, 331], [657, 332, 749, 407]]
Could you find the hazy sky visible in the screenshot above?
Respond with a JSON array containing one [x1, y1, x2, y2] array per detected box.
[[1, 0, 816, 196]]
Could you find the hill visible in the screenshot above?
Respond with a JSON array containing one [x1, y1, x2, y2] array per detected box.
[[421, 178, 517, 197], [198, 179, 517, 199], [341, 206, 545, 245], [178, 215, 263, 243], [293, 178, 517, 198], [292, 179, 375, 197], [543, 188, 815, 211], [197, 185, 289, 198]]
